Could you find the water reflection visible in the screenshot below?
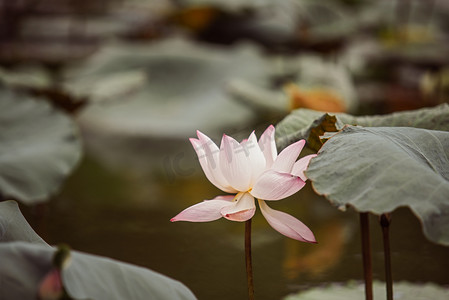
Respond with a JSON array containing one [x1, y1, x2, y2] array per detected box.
[[22, 155, 449, 300], [284, 219, 349, 280]]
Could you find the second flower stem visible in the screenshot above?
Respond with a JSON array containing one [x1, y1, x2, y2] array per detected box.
[[380, 214, 393, 300], [360, 212, 373, 300], [245, 219, 255, 300]]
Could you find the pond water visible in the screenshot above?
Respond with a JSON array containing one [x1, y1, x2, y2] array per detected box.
[[23, 149, 449, 300]]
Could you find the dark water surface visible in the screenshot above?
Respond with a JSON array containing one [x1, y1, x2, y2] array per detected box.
[[23, 155, 449, 300]]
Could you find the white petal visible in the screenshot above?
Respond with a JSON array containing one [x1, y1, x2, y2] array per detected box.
[[258, 200, 316, 243], [258, 125, 277, 169], [171, 195, 234, 222], [190, 138, 223, 189], [251, 170, 305, 200], [221, 192, 256, 222], [242, 131, 266, 185], [291, 154, 317, 181], [219, 134, 252, 191], [193, 131, 237, 193], [271, 140, 306, 173]]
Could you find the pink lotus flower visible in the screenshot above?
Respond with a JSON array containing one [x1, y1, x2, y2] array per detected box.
[[171, 125, 316, 243]]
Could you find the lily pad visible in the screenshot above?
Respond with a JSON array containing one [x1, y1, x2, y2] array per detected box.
[[0, 201, 196, 299], [176, 0, 359, 51], [63, 38, 272, 171], [0, 241, 197, 300], [0, 88, 82, 204], [0, 200, 48, 245], [64, 38, 269, 138], [275, 103, 449, 150], [228, 55, 358, 116], [306, 126, 449, 246], [0, 66, 52, 90], [284, 281, 449, 300]]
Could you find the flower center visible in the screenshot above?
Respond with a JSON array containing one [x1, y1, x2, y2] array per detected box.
[[232, 192, 242, 202]]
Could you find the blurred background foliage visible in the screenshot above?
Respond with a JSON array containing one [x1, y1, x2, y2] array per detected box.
[[1, 0, 449, 299]]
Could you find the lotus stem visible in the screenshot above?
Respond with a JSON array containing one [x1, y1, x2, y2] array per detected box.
[[360, 212, 373, 300], [380, 213, 393, 300], [245, 219, 255, 300]]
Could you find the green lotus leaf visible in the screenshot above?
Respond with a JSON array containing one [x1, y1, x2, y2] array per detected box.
[[276, 103, 449, 150], [306, 126, 449, 246], [0, 242, 197, 300], [0, 200, 197, 299], [0, 88, 82, 203]]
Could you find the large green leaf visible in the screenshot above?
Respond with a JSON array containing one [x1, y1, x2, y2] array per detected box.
[[284, 281, 449, 300], [276, 104, 449, 150], [0, 242, 197, 300], [306, 126, 449, 246], [0, 200, 48, 245], [0, 88, 82, 204]]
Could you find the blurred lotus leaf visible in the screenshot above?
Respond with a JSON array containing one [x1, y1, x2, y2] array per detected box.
[[342, 1, 449, 74], [0, 200, 197, 300], [65, 70, 148, 104], [275, 103, 449, 150], [0, 66, 53, 90], [421, 68, 449, 103], [63, 37, 272, 138], [178, 0, 273, 12], [62, 37, 275, 171], [284, 280, 449, 300], [0, 242, 197, 300], [228, 55, 357, 115], [292, 0, 359, 45], [169, 0, 358, 50], [0, 88, 82, 204], [306, 126, 449, 246]]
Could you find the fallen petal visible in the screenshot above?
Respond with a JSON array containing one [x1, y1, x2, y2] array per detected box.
[[171, 196, 234, 222], [258, 125, 277, 169], [291, 154, 317, 181], [221, 192, 256, 222], [258, 200, 316, 243], [251, 170, 306, 200]]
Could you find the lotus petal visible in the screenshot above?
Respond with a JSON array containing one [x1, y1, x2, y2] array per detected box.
[[219, 135, 252, 191], [190, 135, 235, 193], [242, 131, 266, 185], [258, 125, 277, 169], [272, 140, 306, 173], [251, 170, 305, 200], [292, 154, 317, 181], [221, 192, 256, 222], [258, 200, 316, 243], [171, 196, 234, 222]]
